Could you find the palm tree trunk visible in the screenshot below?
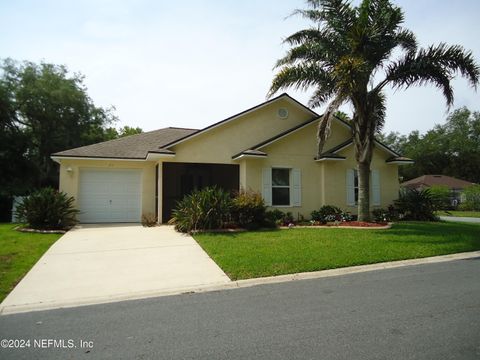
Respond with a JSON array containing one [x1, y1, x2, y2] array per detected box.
[[357, 161, 370, 222], [352, 103, 374, 222]]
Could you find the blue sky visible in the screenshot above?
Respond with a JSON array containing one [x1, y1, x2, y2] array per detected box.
[[1, 0, 479, 134]]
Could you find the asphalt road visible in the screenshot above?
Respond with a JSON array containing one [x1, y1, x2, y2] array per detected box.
[[1, 259, 479, 360]]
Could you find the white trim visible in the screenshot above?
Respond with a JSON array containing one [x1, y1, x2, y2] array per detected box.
[[232, 154, 268, 160], [51, 156, 147, 163], [164, 94, 318, 149], [146, 153, 176, 161], [315, 157, 347, 162]]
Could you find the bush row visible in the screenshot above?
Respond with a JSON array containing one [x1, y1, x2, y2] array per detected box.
[[169, 187, 271, 233], [169, 188, 360, 233], [15, 186, 443, 232]]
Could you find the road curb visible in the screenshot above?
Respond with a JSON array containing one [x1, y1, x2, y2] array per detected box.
[[1, 250, 479, 316]]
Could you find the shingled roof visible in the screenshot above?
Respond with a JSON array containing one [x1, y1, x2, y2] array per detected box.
[[401, 175, 475, 189], [52, 127, 198, 160]]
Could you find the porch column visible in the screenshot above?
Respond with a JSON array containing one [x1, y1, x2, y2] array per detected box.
[[157, 162, 163, 223], [239, 159, 247, 190]]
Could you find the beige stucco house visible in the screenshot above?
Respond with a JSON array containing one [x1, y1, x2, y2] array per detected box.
[[52, 94, 412, 223]]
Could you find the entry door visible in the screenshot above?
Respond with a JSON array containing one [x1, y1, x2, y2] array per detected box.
[[78, 169, 142, 223]]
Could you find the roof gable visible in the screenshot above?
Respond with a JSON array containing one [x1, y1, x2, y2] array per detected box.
[[163, 93, 318, 149]]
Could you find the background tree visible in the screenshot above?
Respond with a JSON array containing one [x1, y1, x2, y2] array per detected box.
[[104, 125, 143, 140], [0, 59, 143, 219], [379, 107, 480, 183], [269, 0, 479, 221], [0, 59, 118, 188]]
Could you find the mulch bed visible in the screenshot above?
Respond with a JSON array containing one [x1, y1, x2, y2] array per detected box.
[[14, 226, 67, 234], [338, 221, 389, 227], [282, 222, 392, 230]]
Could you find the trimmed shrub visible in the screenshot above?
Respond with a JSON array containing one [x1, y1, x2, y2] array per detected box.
[[281, 211, 295, 225], [372, 205, 398, 223], [394, 188, 438, 221], [311, 205, 343, 223], [340, 212, 354, 222], [231, 190, 266, 230], [169, 186, 232, 233], [15, 188, 79, 230], [263, 210, 297, 226], [264, 209, 285, 227]]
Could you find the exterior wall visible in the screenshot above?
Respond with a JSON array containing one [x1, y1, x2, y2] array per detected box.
[[241, 120, 400, 218], [58, 159, 156, 217], [169, 98, 314, 164], [322, 146, 400, 214]]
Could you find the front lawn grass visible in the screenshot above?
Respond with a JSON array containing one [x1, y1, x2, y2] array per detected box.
[[0, 223, 61, 302], [436, 210, 480, 218], [194, 222, 480, 280]]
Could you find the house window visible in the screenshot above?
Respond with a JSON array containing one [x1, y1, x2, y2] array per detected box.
[[346, 168, 381, 206], [272, 168, 290, 206]]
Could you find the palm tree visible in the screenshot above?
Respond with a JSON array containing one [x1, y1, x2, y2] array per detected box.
[[268, 0, 479, 221]]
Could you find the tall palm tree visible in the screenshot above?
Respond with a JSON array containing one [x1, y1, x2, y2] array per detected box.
[[268, 0, 479, 221]]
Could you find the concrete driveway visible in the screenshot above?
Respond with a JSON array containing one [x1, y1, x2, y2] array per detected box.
[[0, 225, 230, 314]]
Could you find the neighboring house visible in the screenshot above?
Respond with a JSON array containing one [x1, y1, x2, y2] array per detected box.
[[401, 174, 475, 205], [51, 93, 413, 223]]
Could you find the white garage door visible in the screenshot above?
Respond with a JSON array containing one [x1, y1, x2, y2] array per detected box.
[[78, 169, 142, 223]]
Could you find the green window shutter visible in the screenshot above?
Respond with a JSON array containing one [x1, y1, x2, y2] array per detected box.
[[262, 168, 272, 206], [346, 169, 355, 206]]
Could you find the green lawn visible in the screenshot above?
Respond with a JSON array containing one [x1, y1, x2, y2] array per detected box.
[[0, 223, 62, 302], [436, 210, 480, 218], [194, 222, 480, 280]]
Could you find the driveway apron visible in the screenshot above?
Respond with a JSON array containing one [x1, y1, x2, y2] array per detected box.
[[0, 225, 230, 314]]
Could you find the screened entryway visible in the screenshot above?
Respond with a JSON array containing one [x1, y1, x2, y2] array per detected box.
[[162, 163, 239, 223]]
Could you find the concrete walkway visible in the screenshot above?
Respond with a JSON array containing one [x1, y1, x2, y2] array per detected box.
[[440, 216, 480, 223], [0, 225, 230, 314]]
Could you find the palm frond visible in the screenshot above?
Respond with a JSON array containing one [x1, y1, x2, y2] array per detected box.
[[282, 28, 324, 46], [381, 43, 480, 106], [275, 43, 340, 70], [308, 86, 336, 108], [367, 90, 386, 133], [268, 64, 335, 99], [394, 28, 417, 54], [293, 0, 355, 34], [316, 94, 346, 157]]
